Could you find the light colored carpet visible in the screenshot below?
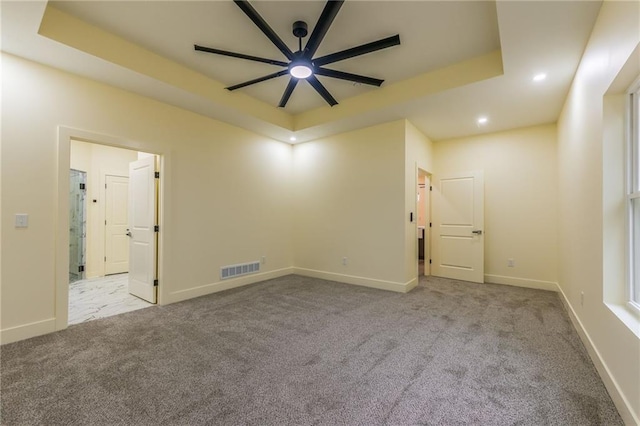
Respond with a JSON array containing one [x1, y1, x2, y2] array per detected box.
[[1, 275, 622, 425]]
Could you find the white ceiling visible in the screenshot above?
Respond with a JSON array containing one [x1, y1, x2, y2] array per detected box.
[[1, 1, 602, 143]]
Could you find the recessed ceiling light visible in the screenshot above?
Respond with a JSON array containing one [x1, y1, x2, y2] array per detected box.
[[477, 117, 488, 125], [533, 73, 547, 82], [289, 136, 297, 142]]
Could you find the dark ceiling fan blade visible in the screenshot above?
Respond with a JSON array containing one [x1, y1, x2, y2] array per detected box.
[[278, 78, 299, 108], [226, 70, 289, 91], [233, 0, 294, 60], [304, 0, 344, 59], [314, 68, 384, 87], [194, 45, 289, 67], [307, 75, 338, 106], [313, 34, 400, 67]]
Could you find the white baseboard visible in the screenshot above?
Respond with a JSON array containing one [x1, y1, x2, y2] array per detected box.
[[165, 267, 294, 304], [293, 267, 417, 293], [484, 274, 559, 292], [1, 318, 56, 345], [557, 286, 639, 426]]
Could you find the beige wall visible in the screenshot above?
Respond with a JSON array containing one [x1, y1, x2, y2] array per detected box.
[[70, 140, 139, 278], [292, 120, 409, 291], [433, 124, 558, 289], [1, 53, 294, 343], [556, 1, 640, 423]]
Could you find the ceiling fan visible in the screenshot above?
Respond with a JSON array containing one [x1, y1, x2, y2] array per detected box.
[[194, 0, 401, 108]]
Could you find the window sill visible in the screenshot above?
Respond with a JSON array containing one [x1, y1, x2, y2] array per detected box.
[[606, 302, 640, 339]]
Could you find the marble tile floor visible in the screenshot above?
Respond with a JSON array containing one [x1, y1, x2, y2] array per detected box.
[[68, 273, 154, 325]]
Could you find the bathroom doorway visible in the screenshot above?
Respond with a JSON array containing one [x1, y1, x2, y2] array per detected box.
[[68, 140, 157, 324]]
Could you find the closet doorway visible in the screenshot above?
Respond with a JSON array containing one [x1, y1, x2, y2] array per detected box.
[[417, 169, 431, 277]]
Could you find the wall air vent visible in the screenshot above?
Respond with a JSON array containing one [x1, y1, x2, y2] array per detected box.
[[220, 261, 260, 280]]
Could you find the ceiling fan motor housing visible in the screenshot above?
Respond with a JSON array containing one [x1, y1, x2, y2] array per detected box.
[[293, 21, 308, 39]]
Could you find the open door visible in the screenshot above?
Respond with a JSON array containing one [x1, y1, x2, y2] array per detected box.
[[128, 156, 157, 303], [432, 170, 484, 283]]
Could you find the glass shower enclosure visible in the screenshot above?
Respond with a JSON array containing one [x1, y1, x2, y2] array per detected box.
[[69, 169, 87, 283]]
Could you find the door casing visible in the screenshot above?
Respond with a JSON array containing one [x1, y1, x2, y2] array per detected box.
[[56, 127, 165, 331]]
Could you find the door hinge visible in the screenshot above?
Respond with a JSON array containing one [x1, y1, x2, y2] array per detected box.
[[79, 183, 86, 190], [153, 279, 159, 287], [154, 171, 160, 179], [429, 222, 432, 228], [78, 265, 85, 273], [154, 225, 160, 232], [104, 256, 106, 262], [429, 259, 432, 264], [430, 186, 432, 191]]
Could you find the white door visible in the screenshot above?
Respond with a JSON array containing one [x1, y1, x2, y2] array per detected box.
[[105, 175, 129, 275], [128, 156, 157, 303], [432, 171, 484, 283]]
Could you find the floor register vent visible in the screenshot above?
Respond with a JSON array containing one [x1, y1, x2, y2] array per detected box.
[[221, 261, 260, 280]]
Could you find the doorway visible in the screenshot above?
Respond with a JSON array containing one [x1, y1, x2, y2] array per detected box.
[[417, 169, 431, 277], [67, 139, 158, 325]]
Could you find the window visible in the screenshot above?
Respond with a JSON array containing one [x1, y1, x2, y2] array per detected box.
[[628, 82, 640, 309]]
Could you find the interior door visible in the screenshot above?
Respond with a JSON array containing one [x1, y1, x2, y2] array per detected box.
[[432, 171, 484, 283], [105, 175, 129, 275], [128, 156, 157, 303]]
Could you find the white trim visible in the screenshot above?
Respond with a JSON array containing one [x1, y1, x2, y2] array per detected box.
[[1, 318, 56, 345], [628, 83, 640, 306], [557, 286, 640, 426], [293, 268, 417, 293], [484, 274, 559, 292], [606, 302, 640, 340], [166, 267, 294, 304]]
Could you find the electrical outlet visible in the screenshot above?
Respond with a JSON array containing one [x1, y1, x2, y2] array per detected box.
[[261, 256, 266, 264], [342, 257, 348, 266], [581, 291, 584, 307], [15, 214, 28, 228], [508, 258, 514, 267]]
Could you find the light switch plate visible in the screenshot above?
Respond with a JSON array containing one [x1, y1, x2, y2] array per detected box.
[[15, 214, 28, 228]]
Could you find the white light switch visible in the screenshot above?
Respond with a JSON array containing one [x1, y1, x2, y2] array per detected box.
[[15, 214, 28, 228]]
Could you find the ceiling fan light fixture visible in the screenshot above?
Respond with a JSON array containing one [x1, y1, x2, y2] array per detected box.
[[290, 62, 313, 79], [195, 0, 401, 107]]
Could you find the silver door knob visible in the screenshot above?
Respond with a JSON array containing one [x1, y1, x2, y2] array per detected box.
[[126, 229, 132, 237], [471, 230, 483, 235]]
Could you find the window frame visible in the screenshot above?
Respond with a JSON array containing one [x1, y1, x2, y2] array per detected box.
[[627, 79, 640, 312]]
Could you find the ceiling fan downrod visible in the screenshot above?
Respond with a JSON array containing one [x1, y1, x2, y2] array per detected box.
[[292, 21, 308, 52]]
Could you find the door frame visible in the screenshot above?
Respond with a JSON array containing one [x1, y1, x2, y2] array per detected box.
[[55, 126, 166, 331]]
